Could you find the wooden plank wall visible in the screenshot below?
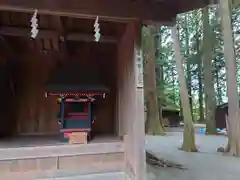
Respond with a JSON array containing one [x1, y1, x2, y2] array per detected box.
[[12, 39, 60, 135], [0, 40, 17, 137]]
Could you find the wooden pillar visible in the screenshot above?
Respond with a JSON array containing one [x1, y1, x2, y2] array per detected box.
[[133, 22, 146, 180], [117, 21, 146, 180]]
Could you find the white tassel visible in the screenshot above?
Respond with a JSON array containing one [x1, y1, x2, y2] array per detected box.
[[30, 9, 39, 39], [94, 16, 101, 42]]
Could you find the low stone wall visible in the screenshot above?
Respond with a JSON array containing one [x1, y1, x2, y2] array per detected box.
[[0, 142, 124, 179], [0, 153, 124, 173]]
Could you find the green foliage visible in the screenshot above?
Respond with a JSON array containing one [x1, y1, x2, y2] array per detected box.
[[142, 4, 240, 121]]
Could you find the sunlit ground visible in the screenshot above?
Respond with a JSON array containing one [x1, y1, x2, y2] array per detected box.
[[146, 132, 240, 180]]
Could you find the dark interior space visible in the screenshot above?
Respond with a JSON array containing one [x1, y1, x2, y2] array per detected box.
[[0, 10, 124, 143], [0, 35, 118, 140]]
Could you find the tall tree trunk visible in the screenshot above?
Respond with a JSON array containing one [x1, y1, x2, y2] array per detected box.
[[216, 70, 223, 104], [172, 26, 197, 152], [215, 4, 223, 106], [171, 66, 176, 104], [202, 7, 216, 134], [219, 0, 240, 156], [155, 27, 165, 128], [144, 26, 165, 135], [179, 98, 183, 121], [195, 10, 204, 122], [184, 14, 193, 120], [197, 53, 204, 122]]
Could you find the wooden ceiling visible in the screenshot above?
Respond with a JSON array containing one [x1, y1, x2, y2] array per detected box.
[[178, 0, 217, 14], [0, 11, 123, 43], [0, 0, 215, 23], [0, 11, 122, 54]]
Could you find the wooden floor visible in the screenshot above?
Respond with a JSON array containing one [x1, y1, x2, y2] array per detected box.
[[0, 135, 124, 161], [0, 134, 122, 148]]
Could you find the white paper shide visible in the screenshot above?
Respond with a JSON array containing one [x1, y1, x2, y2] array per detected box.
[[136, 49, 144, 88], [30, 9, 39, 39], [94, 16, 101, 42]]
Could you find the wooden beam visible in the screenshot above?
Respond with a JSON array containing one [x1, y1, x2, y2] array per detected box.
[[0, 0, 177, 23], [0, 26, 59, 39], [178, 0, 217, 13], [0, 26, 117, 43], [68, 33, 116, 43]]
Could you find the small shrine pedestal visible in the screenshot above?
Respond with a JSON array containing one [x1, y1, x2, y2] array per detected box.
[[69, 131, 88, 144]]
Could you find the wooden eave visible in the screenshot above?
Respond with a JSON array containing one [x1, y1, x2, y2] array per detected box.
[[177, 0, 217, 14], [0, 0, 216, 24]]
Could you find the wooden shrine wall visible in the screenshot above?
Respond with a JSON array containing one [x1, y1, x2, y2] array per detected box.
[[11, 38, 60, 135], [67, 42, 117, 136], [0, 37, 117, 136], [0, 41, 17, 137]]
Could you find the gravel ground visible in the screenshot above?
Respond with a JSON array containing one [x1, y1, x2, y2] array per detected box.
[[52, 129, 240, 180], [146, 132, 240, 180]]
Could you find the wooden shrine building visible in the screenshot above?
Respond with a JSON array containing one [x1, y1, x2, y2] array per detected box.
[[162, 107, 181, 127], [215, 102, 240, 129], [0, 1, 214, 180]]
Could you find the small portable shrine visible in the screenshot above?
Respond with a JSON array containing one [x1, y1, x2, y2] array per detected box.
[[45, 63, 109, 143]]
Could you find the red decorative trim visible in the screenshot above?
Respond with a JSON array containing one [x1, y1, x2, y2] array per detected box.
[[64, 116, 89, 120], [57, 116, 89, 121], [61, 128, 91, 132], [64, 132, 71, 138], [47, 92, 104, 96], [68, 112, 88, 116]]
